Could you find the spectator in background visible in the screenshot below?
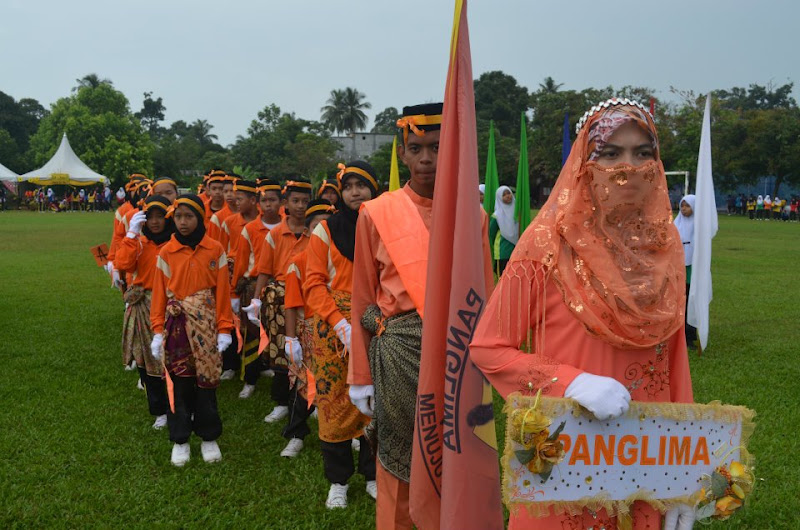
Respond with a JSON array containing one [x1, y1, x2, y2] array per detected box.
[[747, 195, 755, 220]]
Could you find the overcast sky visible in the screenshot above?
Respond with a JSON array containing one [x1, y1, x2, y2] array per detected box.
[[3, 0, 798, 145]]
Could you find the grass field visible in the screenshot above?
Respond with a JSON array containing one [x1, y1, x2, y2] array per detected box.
[[0, 211, 798, 529]]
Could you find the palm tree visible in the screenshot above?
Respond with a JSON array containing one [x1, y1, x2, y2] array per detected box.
[[320, 87, 371, 135], [191, 119, 218, 146], [73, 73, 113, 92], [538, 76, 563, 94]]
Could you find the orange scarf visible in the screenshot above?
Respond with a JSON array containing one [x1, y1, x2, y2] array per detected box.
[[504, 104, 685, 350]]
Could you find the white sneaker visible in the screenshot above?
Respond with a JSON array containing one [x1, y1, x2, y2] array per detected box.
[[280, 438, 304, 458], [365, 480, 377, 500], [264, 405, 289, 423], [125, 360, 137, 371], [326, 483, 349, 509], [220, 369, 236, 381], [238, 384, 255, 399], [352, 438, 360, 451], [201, 440, 222, 463], [136, 378, 145, 390], [261, 369, 275, 378], [171, 443, 190, 466], [152, 414, 167, 430]]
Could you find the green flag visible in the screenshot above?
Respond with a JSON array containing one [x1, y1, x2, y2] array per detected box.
[[482, 120, 499, 215], [515, 112, 531, 233]]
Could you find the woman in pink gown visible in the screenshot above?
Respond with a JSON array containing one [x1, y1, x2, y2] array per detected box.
[[471, 99, 695, 530]]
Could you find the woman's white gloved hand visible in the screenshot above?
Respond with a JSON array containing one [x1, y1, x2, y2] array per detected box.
[[564, 372, 631, 420], [126, 211, 147, 238]]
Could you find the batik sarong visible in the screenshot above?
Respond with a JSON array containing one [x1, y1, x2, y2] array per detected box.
[[164, 288, 221, 388], [122, 286, 162, 377], [361, 304, 422, 482], [312, 291, 370, 443]]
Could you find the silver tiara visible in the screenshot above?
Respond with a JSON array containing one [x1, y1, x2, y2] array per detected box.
[[575, 97, 652, 135]]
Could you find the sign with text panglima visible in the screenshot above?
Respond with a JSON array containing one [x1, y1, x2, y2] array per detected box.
[[502, 394, 755, 518]]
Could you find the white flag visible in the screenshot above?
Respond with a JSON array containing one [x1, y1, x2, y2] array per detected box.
[[687, 95, 718, 349]]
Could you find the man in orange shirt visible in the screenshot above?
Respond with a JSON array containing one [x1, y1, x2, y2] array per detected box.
[[305, 161, 378, 509], [217, 179, 260, 393], [226, 178, 283, 386], [280, 198, 334, 457], [150, 194, 234, 467], [114, 194, 174, 429], [348, 103, 494, 528], [245, 178, 312, 424], [317, 177, 341, 207], [204, 170, 227, 225], [107, 174, 148, 292]]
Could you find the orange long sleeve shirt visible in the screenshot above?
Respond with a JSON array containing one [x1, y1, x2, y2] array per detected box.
[[304, 220, 353, 327], [150, 235, 234, 335], [114, 234, 167, 290], [230, 217, 276, 296], [348, 184, 494, 385], [108, 202, 133, 262], [285, 251, 313, 317], [207, 205, 232, 245], [256, 218, 310, 282], [222, 213, 248, 256]]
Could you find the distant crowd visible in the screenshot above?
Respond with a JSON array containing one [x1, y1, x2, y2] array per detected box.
[[729, 194, 800, 221], [22, 185, 115, 212]]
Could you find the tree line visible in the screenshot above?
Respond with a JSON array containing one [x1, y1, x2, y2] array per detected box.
[[1, 72, 797, 197]]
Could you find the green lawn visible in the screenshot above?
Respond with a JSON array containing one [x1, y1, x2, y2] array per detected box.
[[0, 211, 797, 528]]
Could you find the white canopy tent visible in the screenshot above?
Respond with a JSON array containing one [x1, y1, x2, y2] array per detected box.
[[0, 161, 18, 182], [18, 133, 109, 186]]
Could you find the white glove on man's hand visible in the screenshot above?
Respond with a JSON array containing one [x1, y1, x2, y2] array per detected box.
[[564, 372, 631, 420], [105, 261, 114, 275], [242, 298, 262, 324], [126, 211, 147, 238], [333, 319, 352, 352], [349, 384, 374, 417], [284, 337, 303, 365], [216, 333, 232, 353], [150, 333, 164, 361], [663, 504, 696, 530], [231, 297, 241, 314]]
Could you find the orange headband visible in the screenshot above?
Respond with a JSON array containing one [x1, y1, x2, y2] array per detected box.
[[305, 204, 336, 218], [396, 114, 442, 144], [235, 183, 258, 194], [336, 163, 378, 190], [152, 178, 177, 188], [144, 198, 171, 212], [282, 180, 313, 194], [171, 197, 205, 218], [259, 184, 282, 192]]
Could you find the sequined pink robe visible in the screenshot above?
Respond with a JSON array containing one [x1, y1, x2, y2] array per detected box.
[[470, 263, 693, 530]]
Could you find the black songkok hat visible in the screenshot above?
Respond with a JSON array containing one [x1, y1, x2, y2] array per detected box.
[[397, 103, 444, 143]]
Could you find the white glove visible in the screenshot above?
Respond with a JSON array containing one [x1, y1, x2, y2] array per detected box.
[[150, 333, 164, 361], [664, 504, 696, 530], [333, 319, 352, 352], [349, 384, 374, 417], [126, 211, 147, 238], [284, 337, 303, 365], [231, 297, 241, 314], [242, 298, 262, 324], [216, 333, 232, 353], [111, 268, 123, 289], [564, 372, 631, 420], [105, 261, 114, 274]]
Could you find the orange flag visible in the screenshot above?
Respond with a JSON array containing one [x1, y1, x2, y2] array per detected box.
[[409, 1, 503, 528], [90, 243, 110, 267]]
